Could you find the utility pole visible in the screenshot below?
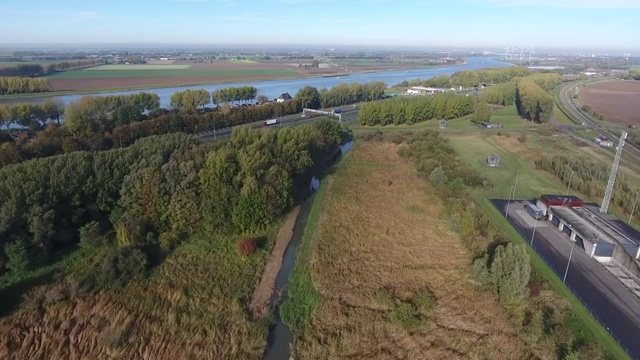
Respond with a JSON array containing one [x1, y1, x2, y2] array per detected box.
[[629, 192, 639, 225], [566, 170, 573, 196], [563, 240, 576, 284], [505, 170, 520, 218]]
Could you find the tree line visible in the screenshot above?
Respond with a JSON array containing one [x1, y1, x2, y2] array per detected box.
[[213, 86, 258, 105], [358, 93, 475, 126], [64, 92, 161, 133], [624, 68, 640, 80], [392, 66, 533, 89], [514, 77, 554, 123], [0, 77, 51, 95], [0, 99, 301, 167], [0, 120, 347, 289], [0, 80, 390, 167], [318, 81, 387, 108], [0, 58, 104, 77], [0, 99, 65, 130], [170, 89, 211, 110]]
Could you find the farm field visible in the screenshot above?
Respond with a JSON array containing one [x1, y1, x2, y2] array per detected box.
[[578, 80, 640, 126], [285, 141, 530, 359], [47, 61, 302, 91]]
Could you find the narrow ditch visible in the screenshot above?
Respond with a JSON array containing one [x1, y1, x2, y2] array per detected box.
[[263, 140, 353, 360]]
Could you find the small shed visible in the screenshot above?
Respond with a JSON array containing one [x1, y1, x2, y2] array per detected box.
[[487, 154, 500, 167], [439, 119, 448, 129]]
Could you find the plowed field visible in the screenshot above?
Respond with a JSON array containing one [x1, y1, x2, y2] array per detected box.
[[579, 80, 640, 126]]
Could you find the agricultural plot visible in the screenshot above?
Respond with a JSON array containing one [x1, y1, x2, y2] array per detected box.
[[286, 141, 529, 359], [82, 64, 193, 70], [579, 80, 640, 127], [228, 59, 258, 64]]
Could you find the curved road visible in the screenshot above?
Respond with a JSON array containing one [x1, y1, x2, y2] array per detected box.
[[559, 82, 640, 160]]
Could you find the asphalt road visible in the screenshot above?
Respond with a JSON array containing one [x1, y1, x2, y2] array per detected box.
[[197, 106, 360, 141], [493, 199, 640, 360], [559, 82, 640, 161]]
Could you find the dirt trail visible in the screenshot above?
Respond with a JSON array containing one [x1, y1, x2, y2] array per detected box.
[[248, 206, 301, 320]]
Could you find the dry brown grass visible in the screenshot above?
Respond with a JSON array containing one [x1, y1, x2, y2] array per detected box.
[[292, 141, 531, 360], [0, 231, 273, 360]]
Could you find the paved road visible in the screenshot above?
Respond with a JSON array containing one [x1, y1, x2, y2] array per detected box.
[[559, 82, 640, 161], [494, 199, 640, 360], [197, 106, 360, 141]]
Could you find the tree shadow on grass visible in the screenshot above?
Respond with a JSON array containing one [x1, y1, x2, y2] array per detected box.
[[0, 268, 59, 318]]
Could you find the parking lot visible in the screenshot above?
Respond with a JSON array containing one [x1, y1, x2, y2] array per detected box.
[[493, 198, 640, 360]]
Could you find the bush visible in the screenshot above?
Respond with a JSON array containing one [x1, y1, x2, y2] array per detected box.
[[238, 237, 257, 256], [94, 246, 148, 289]]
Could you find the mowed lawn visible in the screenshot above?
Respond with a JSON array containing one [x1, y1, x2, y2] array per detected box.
[[48, 68, 298, 79], [448, 133, 566, 199], [291, 141, 529, 359]]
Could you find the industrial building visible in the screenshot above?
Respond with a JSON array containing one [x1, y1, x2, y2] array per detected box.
[[406, 86, 446, 95], [534, 194, 640, 280]]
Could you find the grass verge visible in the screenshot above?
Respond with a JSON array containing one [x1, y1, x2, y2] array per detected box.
[[475, 194, 630, 360]]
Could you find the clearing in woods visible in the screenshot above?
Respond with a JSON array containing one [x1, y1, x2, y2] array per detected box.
[[290, 141, 528, 359]]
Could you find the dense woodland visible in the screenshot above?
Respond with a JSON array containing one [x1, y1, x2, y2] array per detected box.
[[0, 118, 346, 284], [0, 77, 51, 95], [358, 93, 475, 125], [357, 130, 613, 359]]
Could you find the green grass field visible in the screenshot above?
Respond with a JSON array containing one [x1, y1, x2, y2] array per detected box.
[[228, 59, 258, 64], [83, 64, 193, 70], [48, 68, 298, 79]]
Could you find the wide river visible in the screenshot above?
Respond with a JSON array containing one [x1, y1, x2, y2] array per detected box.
[[13, 57, 511, 108]]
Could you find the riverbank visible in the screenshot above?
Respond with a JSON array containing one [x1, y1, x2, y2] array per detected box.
[[248, 206, 302, 320], [0, 60, 471, 102]]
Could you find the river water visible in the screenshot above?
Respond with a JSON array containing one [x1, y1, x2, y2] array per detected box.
[[9, 57, 510, 108], [263, 140, 354, 360]]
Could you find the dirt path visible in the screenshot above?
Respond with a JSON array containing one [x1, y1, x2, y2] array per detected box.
[[248, 206, 302, 320]]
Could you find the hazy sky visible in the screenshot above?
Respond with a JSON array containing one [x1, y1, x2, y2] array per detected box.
[[1, 0, 639, 51]]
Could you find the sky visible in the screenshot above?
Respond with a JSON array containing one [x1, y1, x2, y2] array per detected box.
[[1, 0, 639, 52]]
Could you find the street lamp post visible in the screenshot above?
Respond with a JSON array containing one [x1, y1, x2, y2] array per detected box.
[[530, 217, 538, 247], [566, 170, 574, 196], [505, 185, 514, 218], [563, 240, 576, 284], [505, 170, 520, 218], [629, 192, 639, 225]]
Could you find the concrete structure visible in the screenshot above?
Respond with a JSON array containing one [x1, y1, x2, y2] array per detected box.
[[407, 86, 446, 95], [487, 154, 500, 167], [535, 194, 640, 282], [481, 122, 503, 129]]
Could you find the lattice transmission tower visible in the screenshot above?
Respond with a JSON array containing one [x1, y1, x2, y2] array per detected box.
[[600, 131, 627, 214]]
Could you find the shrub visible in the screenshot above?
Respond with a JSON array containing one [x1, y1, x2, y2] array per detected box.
[[238, 237, 257, 256], [94, 246, 148, 289]]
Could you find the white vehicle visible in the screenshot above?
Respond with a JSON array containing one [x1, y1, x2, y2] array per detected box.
[[264, 119, 279, 126]]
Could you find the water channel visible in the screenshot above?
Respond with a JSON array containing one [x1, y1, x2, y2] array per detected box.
[[5, 57, 511, 107], [263, 140, 354, 360]]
